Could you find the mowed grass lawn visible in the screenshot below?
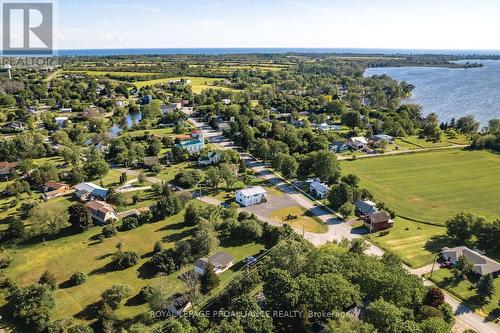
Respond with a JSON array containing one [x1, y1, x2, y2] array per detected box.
[[426, 268, 500, 318], [1, 209, 265, 324], [364, 218, 447, 268], [341, 150, 500, 225], [270, 206, 328, 234]]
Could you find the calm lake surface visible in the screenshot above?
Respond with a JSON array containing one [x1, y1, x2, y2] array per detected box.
[[364, 60, 500, 125]]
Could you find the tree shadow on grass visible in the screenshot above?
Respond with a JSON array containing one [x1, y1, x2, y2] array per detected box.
[[424, 234, 453, 254], [124, 292, 146, 307], [486, 307, 500, 322], [88, 260, 116, 276], [75, 300, 103, 321], [162, 229, 193, 243], [59, 279, 74, 289], [20, 226, 81, 246], [137, 261, 156, 280], [157, 221, 185, 231]]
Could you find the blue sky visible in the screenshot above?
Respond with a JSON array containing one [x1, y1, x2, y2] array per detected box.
[[55, 0, 500, 50]]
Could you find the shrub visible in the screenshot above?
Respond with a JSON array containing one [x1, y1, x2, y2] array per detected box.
[[101, 284, 132, 309], [174, 169, 202, 188], [39, 270, 58, 290], [153, 240, 163, 253], [114, 251, 140, 270], [102, 224, 118, 238], [0, 254, 11, 268], [139, 285, 157, 303], [68, 324, 94, 333], [121, 216, 139, 231], [69, 272, 87, 286]]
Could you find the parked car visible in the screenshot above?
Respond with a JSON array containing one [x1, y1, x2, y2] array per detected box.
[[439, 261, 452, 268], [243, 256, 257, 266]]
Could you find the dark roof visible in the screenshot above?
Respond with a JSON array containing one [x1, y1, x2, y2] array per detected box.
[[44, 181, 68, 190], [144, 156, 160, 166], [367, 211, 390, 223], [195, 252, 234, 270]]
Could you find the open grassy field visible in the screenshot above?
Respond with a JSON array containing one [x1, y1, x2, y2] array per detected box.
[[63, 70, 159, 77], [125, 127, 175, 138], [426, 268, 500, 318], [341, 149, 500, 225], [0, 208, 265, 324], [133, 76, 238, 93], [269, 206, 328, 233], [396, 134, 470, 149], [363, 218, 447, 268]]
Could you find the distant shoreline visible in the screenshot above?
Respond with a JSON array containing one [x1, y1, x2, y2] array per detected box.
[[55, 47, 500, 57]]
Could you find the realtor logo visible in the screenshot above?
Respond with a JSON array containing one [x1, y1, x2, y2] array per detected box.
[[2, 2, 53, 55]]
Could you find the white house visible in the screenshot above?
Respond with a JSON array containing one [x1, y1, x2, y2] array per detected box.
[[85, 200, 117, 224], [222, 98, 231, 105], [317, 123, 341, 132], [310, 179, 329, 199], [54, 116, 69, 128], [235, 186, 267, 207], [161, 102, 181, 115], [442, 246, 500, 276], [198, 151, 221, 166], [74, 182, 109, 201], [355, 199, 378, 216], [59, 108, 72, 113], [194, 252, 234, 275], [177, 133, 205, 155], [348, 137, 369, 150]]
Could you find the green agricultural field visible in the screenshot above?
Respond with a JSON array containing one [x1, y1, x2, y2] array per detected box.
[[64, 70, 158, 77], [364, 218, 447, 268], [0, 209, 265, 324], [133, 76, 237, 93], [341, 149, 500, 225]]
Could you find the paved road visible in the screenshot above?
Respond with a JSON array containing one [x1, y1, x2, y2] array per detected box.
[[191, 117, 499, 333]]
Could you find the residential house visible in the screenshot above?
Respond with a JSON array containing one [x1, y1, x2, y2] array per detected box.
[[348, 137, 369, 150], [166, 293, 192, 315], [221, 98, 231, 105], [180, 106, 194, 115], [176, 131, 205, 154], [86, 200, 117, 224], [373, 134, 394, 144], [139, 95, 153, 105], [364, 211, 394, 232], [317, 123, 341, 132], [198, 151, 221, 166], [160, 102, 181, 115], [330, 141, 349, 153], [441, 246, 500, 277], [4, 121, 24, 131], [355, 199, 378, 216], [59, 108, 72, 113], [74, 182, 109, 201], [55, 116, 69, 128], [194, 252, 234, 275], [42, 181, 72, 200], [309, 179, 329, 199], [0, 162, 17, 178], [144, 156, 160, 168], [235, 186, 267, 207]]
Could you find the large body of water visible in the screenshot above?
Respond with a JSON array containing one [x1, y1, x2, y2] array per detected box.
[[364, 60, 500, 125], [57, 48, 500, 57]]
